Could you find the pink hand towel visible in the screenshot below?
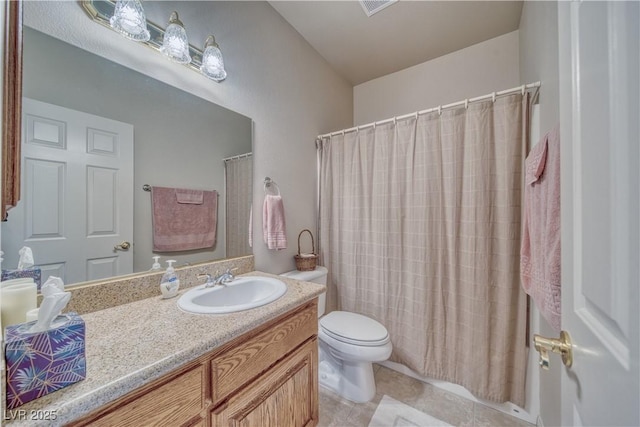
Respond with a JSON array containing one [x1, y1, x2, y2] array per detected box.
[[151, 186, 218, 252], [520, 125, 561, 331], [263, 195, 287, 250], [175, 188, 204, 204]]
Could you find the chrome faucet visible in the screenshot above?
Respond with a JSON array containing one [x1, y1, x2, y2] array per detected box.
[[213, 268, 236, 285], [198, 269, 236, 288]]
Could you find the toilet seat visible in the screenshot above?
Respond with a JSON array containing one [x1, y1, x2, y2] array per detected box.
[[320, 311, 390, 347]]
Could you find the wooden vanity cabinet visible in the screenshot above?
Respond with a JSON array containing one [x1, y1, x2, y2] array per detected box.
[[69, 301, 318, 427], [211, 338, 317, 426]]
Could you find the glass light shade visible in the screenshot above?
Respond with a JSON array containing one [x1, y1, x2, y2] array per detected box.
[[109, 0, 150, 42], [200, 36, 227, 82], [159, 12, 192, 64]]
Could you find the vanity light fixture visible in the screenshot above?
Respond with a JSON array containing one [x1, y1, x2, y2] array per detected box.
[[109, 0, 150, 42], [160, 12, 191, 64], [81, 1, 228, 82], [200, 36, 227, 82]]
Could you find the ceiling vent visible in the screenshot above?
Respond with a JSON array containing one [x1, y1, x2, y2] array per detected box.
[[359, 0, 398, 17]]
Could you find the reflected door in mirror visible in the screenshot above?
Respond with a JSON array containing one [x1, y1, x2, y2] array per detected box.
[[2, 98, 134, 284]]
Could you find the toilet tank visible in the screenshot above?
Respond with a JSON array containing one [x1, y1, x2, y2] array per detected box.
[[280, 266, 327, 317]]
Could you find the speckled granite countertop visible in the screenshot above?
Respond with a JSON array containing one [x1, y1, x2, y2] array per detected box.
[[4, 271, 324, 426]]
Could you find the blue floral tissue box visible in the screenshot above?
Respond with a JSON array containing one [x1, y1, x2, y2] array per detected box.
[[4, 312, 86, 409], [2, 268, 42, 290]]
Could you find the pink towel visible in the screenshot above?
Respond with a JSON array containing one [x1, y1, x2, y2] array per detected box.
[[263, 195, 287, 250], [521, 125, 561, 331], [175, 189, 204, 204], [151, 186, 218, 252]]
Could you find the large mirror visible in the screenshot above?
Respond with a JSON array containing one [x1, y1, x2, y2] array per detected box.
[[1, 1, 253, 288]]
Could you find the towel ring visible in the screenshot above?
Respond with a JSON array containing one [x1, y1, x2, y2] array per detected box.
[[263, 177, 281, 196]]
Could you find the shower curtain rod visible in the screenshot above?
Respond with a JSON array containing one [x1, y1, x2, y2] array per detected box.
[[316, 81, 541, 140], [222, 152, 253, 162]]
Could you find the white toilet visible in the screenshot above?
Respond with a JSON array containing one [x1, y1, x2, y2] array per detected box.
[[281, 266, 392, 403]]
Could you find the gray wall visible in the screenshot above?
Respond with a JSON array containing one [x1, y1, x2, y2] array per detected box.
[[519, 2, 561, 426], [24, 1, 353, 276], [520, 2, 560, 132], [354, 31, 520, 125], [22, 27, 252, 272]]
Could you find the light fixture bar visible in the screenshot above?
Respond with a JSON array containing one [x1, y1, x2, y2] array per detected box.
[[80, 0, 206, 73]]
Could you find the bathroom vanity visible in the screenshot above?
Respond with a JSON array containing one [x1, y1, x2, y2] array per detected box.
[[4, 271, 323, 427]]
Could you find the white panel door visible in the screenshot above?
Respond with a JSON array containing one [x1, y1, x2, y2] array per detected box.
[[2, 98, 134, 285], [558, 1, 639, 426]]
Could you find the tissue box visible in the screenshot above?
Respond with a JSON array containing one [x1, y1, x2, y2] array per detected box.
[[2, 268, 42, 290], [4, 312, 86, 409]]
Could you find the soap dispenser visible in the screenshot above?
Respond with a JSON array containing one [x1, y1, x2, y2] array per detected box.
[[160, 260, 180, 299], [150, 256, 162, 271]]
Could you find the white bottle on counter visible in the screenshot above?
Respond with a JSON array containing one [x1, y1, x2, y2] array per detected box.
[[160, 260, 180, 299]]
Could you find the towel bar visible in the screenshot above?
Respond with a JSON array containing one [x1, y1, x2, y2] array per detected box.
[[263, 177, 281, 196], [142, 184, 219, 196]]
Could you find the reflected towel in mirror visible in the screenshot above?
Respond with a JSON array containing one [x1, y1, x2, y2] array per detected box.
[[151, 186, 218, 252], [175, 188, 204, 204]]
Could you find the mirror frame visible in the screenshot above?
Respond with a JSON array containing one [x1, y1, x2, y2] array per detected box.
[[2, 0, 23, 221]]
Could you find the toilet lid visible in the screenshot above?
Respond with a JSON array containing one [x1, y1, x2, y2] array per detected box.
[[320, 311, 389, 345]]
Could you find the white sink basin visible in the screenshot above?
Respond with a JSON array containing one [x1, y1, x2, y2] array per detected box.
[[177, 276, 287, 314]]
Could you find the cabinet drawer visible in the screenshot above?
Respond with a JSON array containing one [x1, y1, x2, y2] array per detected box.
[[86, 364, 205, 427], [211, 303, 317, 405], [211, 338, 318, 427]]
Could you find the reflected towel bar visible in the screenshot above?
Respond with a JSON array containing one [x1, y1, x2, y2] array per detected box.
[[142, 184, 218, 197]]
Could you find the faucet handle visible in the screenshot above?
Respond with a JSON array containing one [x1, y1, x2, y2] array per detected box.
[[197, 273, 214, 286], [216, 268, 235, 284]]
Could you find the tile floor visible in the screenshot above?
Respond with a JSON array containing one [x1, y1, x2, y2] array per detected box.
[[318, 365, 534, 427]]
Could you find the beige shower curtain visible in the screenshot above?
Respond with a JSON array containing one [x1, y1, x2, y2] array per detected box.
[[319, 94, 529, 406], [225, 154, 253, 258]]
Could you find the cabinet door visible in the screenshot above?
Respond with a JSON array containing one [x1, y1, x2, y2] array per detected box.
[[211, 302, 317, 405], [211, 338, 318, 427], [73, 364, 205, 427]]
